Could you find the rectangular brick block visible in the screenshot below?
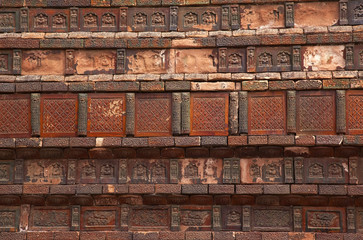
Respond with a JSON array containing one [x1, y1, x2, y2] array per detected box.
[[209, 185, 234, 194]]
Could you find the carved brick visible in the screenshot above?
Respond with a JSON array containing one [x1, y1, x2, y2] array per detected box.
[[347, 0, 363, 25], [87, 93, 126, 137], [14, 160, 23, 184], [357, 208, 363, 233], [0, 161, 13, 184], [284, 157, 294, 183], [301, 158, 348, 184], [128, 8, 169, 32], [176, 49, 218, 73], [190, 93, 228, 136], [0, 9, 19, 32], [287, 90, 296, 134], [71, 206, 80, 231], [20, 7, 29, 32], [70, 7, 79, 31], [255, 47, 293, 72], [296, 91, 336, 135], [0, 206, 20, 231], [119, 7, 127, 31], [120, 205, 129, 231], [40, 94, 78, 137], [347, 207, 355, 233], [294, 157, 304, 184], [240, 4, 284, 30], [221, 5, 239, 30], [223, 158, 240, 184], [12, 50, 21, 75], [171, 205, 180, 231], [125, 93, 135, 136], [22, 50, 65, 75], [129, 206, 170, 231], [219, 48, 246, 73], [180, 206, 212, 231], [65, 49, 75, 75], [349, 157, 362, 184], [294, 207, 303, 232], [241, 158, 284, 184], [67, 160, 76, 185], [29, 207, 71, 230], [80, 8, 119, 31], [251, 206, 292, 232], [0, 94, 31, 137], [229, 92, 238, 135], [172, 93, 182, 135], [302, 207, 346, 233], [292, 46, 302, 71], [336, 90, 346, 134], [248, 91, 286, 135], [246, 47, 256, 73], [74, 50, 116, 75], [285, 2, 294, 28], [29, 9, 69, 32], [181, 92, 190, 134], [170, 6, 178, 31], [238, 91, 248, 134], [81, 206, 119, 230], [221, 206, 241, 230], [77, 159, 118, 184], [242, 206, 251, 231], [129, 159, 170, 184], [126, 49, 170, 74], [0, 50, 13, 75], [346, 90, 363, 134], [135, 93, 172, 137], [24, 160, 67, 184], [180, 159, 222, 184], [178, 7, 221, 31], [116, 49, 126, 74], [78, 93, 87, 137]]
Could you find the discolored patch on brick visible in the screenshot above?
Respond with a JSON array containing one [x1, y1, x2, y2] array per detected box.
[[296, 91, 335, 135], [74, 50, 116, 75], [295, 2, 339, 27], [135, 93, 172, 137], [0, 9, 19, 33], [302, 207, 345, 233], [175, 49, 218, 73], [24, 159, 67, 184], [0, 94, 31, 137], [180, 205, 212, 231], [240, 158, 284, 184], [81, 206, 119, 230], [29, 207, 71, 230], [22, 50, 65, 75], [87, 94, 126, 137], [240, 4, 284, 30], [126, 49, 170, 74], [302, 46, 345, 71], [190, 93, 228, 136], [0, 161, 14, 184], [0, 206, 20, 232], [129, 206, 170, 231], [248, 91, 286, 135], [179, 158, 222, 184], [255, 47, 293, 72]]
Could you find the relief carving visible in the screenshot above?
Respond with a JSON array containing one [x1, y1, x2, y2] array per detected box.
[[70, 8, 78, 30], [0, 55, 8, 72], [86, 211, 114, 226], [258, 52, 273, 67], [254, 209, 290, 228], [346, 46, 354, 66], [134, 12, 147, 26], [33, 210, 68, 227], [354, 5, 363, 20], [0, 165, 9, 181], [181, 210, 209, 226], [309, 212, 338, 227], [84, 13, 98, 27], [100, 164, 114, 178], [102, 13, 116, 27], [34, 13, 48, 28], [52, 13, 66, 28], [250, 160, 261, 178], [184, 162, 199, 179], [227, 211, 241, 226], [264, 163, 280, 178], [308, 163, 324, 178], [277, 51, 291, 66], [82, 163, 96, 178], [231, 6, 239, 27], [0, 13, 15, 29], [202, 11, 216, 25], [151, 12, 165, 26], [151, 163, 166, 180], [228, 53, 242, 67], [133, 163, 148, 181], [131, 209, 168, 227], [184, 12, 198, 27], [0, 211, 16, 227], [328, 163, 343, 178], [359, 50, 363, 66], [219, 48, 227, 69]]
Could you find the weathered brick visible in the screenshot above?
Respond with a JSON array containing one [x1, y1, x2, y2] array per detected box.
[[129, 184, 154, 194], [76, 184, 102, 194], [236, 185, 263, 195], [295, 80, 322, 90], [263, 185, 290, 195], [185, 232, 211, 240], [201, 136, 227, 146], [291, 184, 318, 195], [209, 185, 234, 194], [248, 136, 268, 145], [160, 148, 185, 158], [316, 135, 343, 146], [23, 185, 49, 194], [268, 135, 294, 145], [155, 184, 181, 194], [242, 81, 268, 91], [175, 137, 200, 147], [347, 185, 363, 196], [136, 148, 160, 158], [182, 185, 208, 194]]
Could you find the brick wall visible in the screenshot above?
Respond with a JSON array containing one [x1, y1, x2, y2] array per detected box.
[[0, 0, 363, 239]]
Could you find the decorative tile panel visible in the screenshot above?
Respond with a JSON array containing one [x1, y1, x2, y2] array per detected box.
[[190, 93, 229, 136], [346, 90, 363, 134], [128, 159, 170, 184], [348, 0, 363, 25], [0, 94, 31, 137], [255, 47, 293, 72], [24, 160, 67, 184], [180, 206, 212, 231], [77, 159, 118, 184], [87, 94, 126, 137], [180, 159, 222, 184], [129, 206, 170, 231], [80, 8, 119, 31], [0, 9, 19, 32], [241, 158, 284, 184], [178, 7, 221, 31], [126, 49, 170, 74], [135, 93, 172, 137], [357, 208, 363, 233], [221, 206, 242, 230], [218, 48, 246, 73], [0, 207, 20, 232], [81, 207, 119, 231], [74, 50, 116, 75], [29, 207, 71, 230], [22, 50, 65, 75], [303, 207, 345, 233], [248, 91, 286, 135], [251, 207, 292, 232], [40, 94, 78, 137], [29, 9, 69, 32], [0, 50, 13, 75], [128, 8, 169, 32], [296, 91, 336, 135], [0, 161, 13, 185]]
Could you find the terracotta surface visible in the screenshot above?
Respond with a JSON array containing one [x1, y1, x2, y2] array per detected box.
[[22, 50, 65, 75], [175, 49, 218, 73], [240, 4, 284, 30], [302, 46, 345, 71], [74, 50, 116, 74], [295, 2, 339, 27]]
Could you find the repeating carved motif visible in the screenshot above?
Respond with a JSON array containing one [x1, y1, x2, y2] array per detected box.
[[20, 8, 28, 32], [41, 95, 77, 137], [84, 13, 98, 27], [170, 7, 178, 31], [191, 93, 228, 136], [134, 12, 147, 26], [132, 163, 148, 182], [101, 13, 116, 27], [24, 160, 67, 184], [0, 209, 18, 231], [303, 158, 348, 184], [248, 92, 286, 135], [88, 94, 126, 136], [297, 92, 335, 134], [82, 207, 118, 230], [347, 91, 363, 134], [130, 208, 169, 230], [201, 11, 216, 25], [252, 207, 292, 231], [276, 51, 291, 66], [258, 52, 273, 68], [222, 206, 241, 230], [135, 94, 172, 136], [256, 47, 292, 72], [242, 158, 284, 183], [34, 13, 48, 28], [180, 209, 211, 229], [309, 163, 324, 178], [0, 161, 13, 184], [70, 8, 79, 31], [0, 96, 31, 137], [0, 53, 10, 74], [304, 208, 344, 232], [358, 208, 363, 233], [184, 12, 198, 27], [179, 7, 220, 31], [151, 12, 165, 26], [354, 4, 363, 20], [52, 13, 66, 28], [0, 13, 16, 31], [31, 208, 70, 229]]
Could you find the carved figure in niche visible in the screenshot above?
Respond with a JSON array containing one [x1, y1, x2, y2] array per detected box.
[[70, 9, 78, 28], [277, 51, 290, 66], [308, 163, 323, 178], [204, 160, 217, 178], [229, 53, 242, 67], [202, 11, 216, 25], [250, 160, 260, 178], [354, 5, 363, 20], [220, 49, 227, 68], [293, 48, 300, 65], [0, 13, 15, 28], [359, 51, 363, 66], [151, 52, 165, 69], [184, 12, 198, 27], [133, 12, 147, 26], [66, 51, 74, 70], [170, 7, 178, 27], [82, 163, 96, 178], [133, 163, 147, 181], [102, 13, 115, 27], [231, 7, 239, 25], [294, 208, 302, 225], [258, 52, 273, 67], [27, 52, 46, 68], [51, 163, 62, 176], [0, 212, 15, 227], [350, 160, 357, 179], [247, 48, 254, 66], [97, 54, 113, 68], [52, 13, 66, 28], [310, 212, 337, 227], [265, 163, 280, 178], [223, 160, 230, 178], [286, 4, 293, 24], [170, 161, 178, 179], [181, 210, 208, 226], [68, 162, 76, 180], [34, 13, 48, 28], [285, 160, 293, 177], [84, 13, 97, 27], [21, 10, 28, 28], [13, 51, 21, 71], [222, 7, 229, 26], [341, 3, 348, 21], [328, 163, 343, 178], [101, 164, 114, 177], [0, 55, 8, 71], [151, 12, 165, 26], [0, 165, 8, 180], [184, 162, 198, 178], [227, 211, 241, 225], [33, 211, 68, 227], [152, 163, 166, 179], [29, 162, 45, 178], [346, 47, 354, 65]]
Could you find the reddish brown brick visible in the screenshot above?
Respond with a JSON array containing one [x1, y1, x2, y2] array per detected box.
[[214, 232, 234, 240], [236, 233, 262, 240], [185, 147, 209, 158], [291, 185, 318, 195], [231, 195, 255, 205], [236, 185, 263, 195], [264, 185, 290, 195], [329, 196, 355, 207], [284, 147, 310, 157], [185, 232, 211, 240], [27, 232, 54, 240], [210, 147, 234, 158], [310, 147, 334, 157], [305, 196, 329, 206], [189, 195, 213, 205], [159, 232, 185, 240], [0, 232, 26, 240], [63, 148, 89, 159], [155, 184, 181, 194], [80, 232, 106, 240], [209, 185, 234, 194], [315, 233, 343, 240], [262, 232, 288, 240], [279, 195, 304, 206], [76, 184, 102, 194], [88, 148, 113, 159], [113, 148, 136, 158], [296, 135, 316, 146], [160, 148, 185, 158], [129, 184, 154, 194], [348, 185, 363, 196], [248, 136, 268, 145], [182, 185, 208, 194], [148, 137, 175, 147], [50, 185, 76, 195], [174, 137, 201, 147], [256, 195, 280, 205], [23, 185, 49, 194], [235, 147, 258, 158], [0, 185, 22, 194], [136, 148, 160, 158], [133, 232, 159, 240], [228, 135, 248, 146], [214, 195, 231, 205]]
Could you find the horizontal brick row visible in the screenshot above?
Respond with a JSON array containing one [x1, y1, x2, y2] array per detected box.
[[2, 90, 363, 137], [0, 157, 361, 185], [0, 184, 362, 196], [1, 231, 363, 240], [0, 2, 360, 33], [0, 204, 362, 233]]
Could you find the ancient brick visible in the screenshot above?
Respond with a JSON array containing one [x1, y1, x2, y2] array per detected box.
[[236, 185, 263, 194]]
